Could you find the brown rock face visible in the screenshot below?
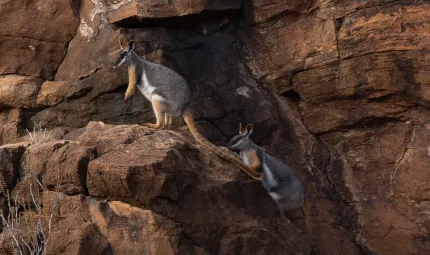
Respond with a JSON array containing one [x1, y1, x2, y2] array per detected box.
[[0, 75, 43, 109], [1, 0, 430, 254], [1, 123, 312, 254], [109, 0, 241, 23], [0, 109, 21, 145], [0, 0, 80, 79]]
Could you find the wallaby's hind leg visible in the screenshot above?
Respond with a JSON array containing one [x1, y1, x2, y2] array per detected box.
[[142, 98, 166, 129], [164, 113, 172, 128], [167, 114, 172, 127]]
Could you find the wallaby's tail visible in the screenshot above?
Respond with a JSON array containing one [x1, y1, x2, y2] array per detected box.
[[182, 108, 262, 180], [303, 192, 313, 239]]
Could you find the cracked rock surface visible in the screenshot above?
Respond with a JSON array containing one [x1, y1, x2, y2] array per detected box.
[[0, 0, 429, 254]]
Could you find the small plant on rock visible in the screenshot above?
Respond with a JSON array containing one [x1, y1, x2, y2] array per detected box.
[[25, 123, 53, 144], [0, 176, 59, 255]]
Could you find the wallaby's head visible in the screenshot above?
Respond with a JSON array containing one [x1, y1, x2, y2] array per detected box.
[[113, 37, 136, 68], [228, 123, 254, 150]]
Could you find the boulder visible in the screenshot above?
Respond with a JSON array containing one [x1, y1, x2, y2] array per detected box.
[[0, 36, 66, 80], [80, 123, 311, 254], [0, 109, 20, 145], [0, 75, 43, 109], [338, 2, 430, 58], [43, 192, 197, 254], [0, 142, 29, 191], [36, 81, 72, 107], [320, 122, 430, 254], [108, 0, 242, 22], [0, 0, 80, 79]]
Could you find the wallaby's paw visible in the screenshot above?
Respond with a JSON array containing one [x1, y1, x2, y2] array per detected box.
[[124, 88, 135, 101], [141, 123, 161, 129]]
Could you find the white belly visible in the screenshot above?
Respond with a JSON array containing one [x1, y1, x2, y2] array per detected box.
[[138, 73, 155, 101], [261, 162, 278, 190], [240, 152, 251, 167], [268, 192, 282, 201]]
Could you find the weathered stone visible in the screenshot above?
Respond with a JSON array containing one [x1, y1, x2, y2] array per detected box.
[[84, 123, 311, 254], [339, 2, 430, 58], [42, 192, 97, 255], [240, 13, 338, 93], [43, 192, 195, 254], [36, 81, 72, 107], [0, 142, 29, 191], [75, 121, 152, 155], [242, 0, 317, 24], [1, 0, 430, 254], [0, 37, 66, 80], [0, 108, 20, 145], [0, 75, 42, 109], [317, 0, 397, 19], [19, 141, 96, 195], [293, 51, 430, 133], [0, 0, 79, 79], [108, 0, 241, 23], [19, 141, 69, 179], [0, 0, 79, 43], [320, 122, 430, 254], [43, 143, 96, 195]]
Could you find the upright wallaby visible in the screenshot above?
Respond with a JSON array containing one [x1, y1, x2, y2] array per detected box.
[[228, 123, 312, 237], [113, 36, 262, 180]]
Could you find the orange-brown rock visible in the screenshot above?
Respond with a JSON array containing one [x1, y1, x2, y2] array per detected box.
[[36, 81, 72, 107], [293, 51, 430, 133], [320, 123, 430, 254], [0, 142, 28, 191], [0, 37, 65, 80], [0, 0, 79, 43], [338, 2, 430, 58], [1, 0, 430, 254], [19, 141, 96, 195], [108, 0, 241, 23], [43, 192, 196, 254], [20, 123, 312, 254], [0, 75, 42, 109], [239, 12, 338, 93], [0, 108, 20, 145], [0, 0, 79, 79]]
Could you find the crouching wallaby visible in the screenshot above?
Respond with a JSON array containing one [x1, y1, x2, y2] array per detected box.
[[113, 36, 262, 180], [228, 123, 312, 237]]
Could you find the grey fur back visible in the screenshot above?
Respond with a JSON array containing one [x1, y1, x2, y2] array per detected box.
[[260, 153, 306, 211], [133, 52, 191, 116]]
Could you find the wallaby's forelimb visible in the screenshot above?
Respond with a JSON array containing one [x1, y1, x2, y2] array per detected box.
[[182, 108, 263, 180], [245, 150, 262, 170], [125, 66, 137, 101]]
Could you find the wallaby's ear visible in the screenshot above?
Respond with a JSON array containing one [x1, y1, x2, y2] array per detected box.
[[239, 123, 247, 135], [128, 40, 135, 51], [245, 124, 253, 136], [119, 36, 128, 49]]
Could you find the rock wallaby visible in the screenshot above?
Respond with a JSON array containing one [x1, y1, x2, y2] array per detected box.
[[228, 123, 312, 237], [113, 36, 262, 180]]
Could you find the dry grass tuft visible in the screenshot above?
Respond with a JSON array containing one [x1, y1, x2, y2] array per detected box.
[[25, 124, 53, 144]]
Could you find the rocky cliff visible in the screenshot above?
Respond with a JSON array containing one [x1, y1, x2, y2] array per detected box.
[[0, 0, 429, 254]]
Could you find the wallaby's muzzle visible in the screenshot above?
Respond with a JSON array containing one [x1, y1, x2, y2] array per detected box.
[[113, 51, 128, 68]]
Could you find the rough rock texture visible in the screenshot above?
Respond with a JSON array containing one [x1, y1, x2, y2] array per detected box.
[[108, 0, 242, 23], [0, 0, 80, 79], [1, 123, 312, 254], [0, 0, 429, 254]]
